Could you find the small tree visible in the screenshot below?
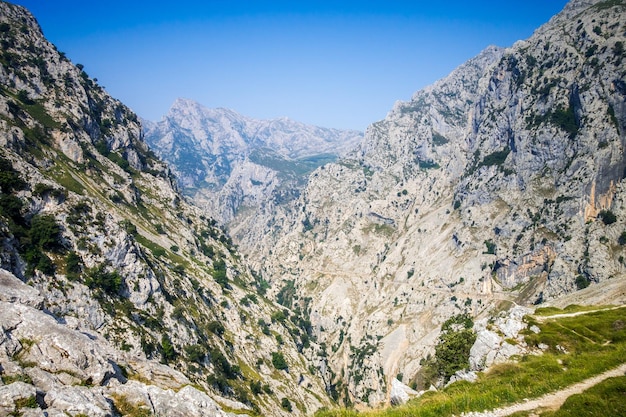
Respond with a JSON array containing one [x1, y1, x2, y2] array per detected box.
[[419, 313, 476, 386], [575, 275, 590, 290], [161, 334, 176, 363]]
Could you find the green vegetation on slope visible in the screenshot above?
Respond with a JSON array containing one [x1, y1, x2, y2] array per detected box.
[[315, 306, 626, 417]]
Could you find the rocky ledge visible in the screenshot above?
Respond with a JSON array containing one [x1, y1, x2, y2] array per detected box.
[[0, 269, 245, 417]]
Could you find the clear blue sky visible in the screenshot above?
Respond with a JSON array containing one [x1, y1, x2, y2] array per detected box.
[[12, 1, 568, 130]]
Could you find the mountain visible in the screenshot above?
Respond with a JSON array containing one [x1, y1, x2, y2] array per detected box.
[[0, 2, 331, 416], [231, 0, 626, 407], [2, 0, 626, 415], [143, 99, 363, 226]]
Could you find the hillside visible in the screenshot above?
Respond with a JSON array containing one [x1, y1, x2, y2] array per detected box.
[[231, 0, 626, 406], [0, 2, 331, 415]]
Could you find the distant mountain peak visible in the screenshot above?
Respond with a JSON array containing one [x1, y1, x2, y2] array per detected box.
[[143, 98, 363, 223]]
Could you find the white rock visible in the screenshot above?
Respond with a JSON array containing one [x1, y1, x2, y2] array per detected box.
[[45, 386, 112, 417], [447, 370, 478, 385], [389, 378, 419, 405], [470, 329, 501, 370], [0, 381, 37, 411], [0, 269, 43, 308]]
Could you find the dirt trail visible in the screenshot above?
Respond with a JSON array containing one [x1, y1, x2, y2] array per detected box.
[[478, 363, 626, 417], [533, 304, 626, 322]]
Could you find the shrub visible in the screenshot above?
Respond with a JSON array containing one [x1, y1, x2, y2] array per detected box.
[[250, 380, 263, 395], [160, 334, 176, 363], [212, 258, 228, 288], [210, 347, 238, 379], [276, 280, 296, 308], [483, 240, 496, 255], [119, 219, 138, 236], [479, 148, 511, 168], [65, 251, 82, 280], [434, 314, 476, 382], [207, 320, 225, 337], [29, 214, 63, 251], [575, 275, 590, 290], [14, 395, 38, 409], [550, 106, 578, 139], [33, 183, 55, 197], [618, 231, 626, 245], [207, 373, 230, 395], [16, 89, 33, 105], [271, 352, 288, 370], [85, 264, 122, 295], [184, 344, 205, 363], [281, 398, 293, 411], [271, 310, 287, 323], [24, 247, 54, 275], [0, 194, 25, 224], [432, 132, 449, 146], [598, 210, 617, 225], [0, 156, 26, 192]]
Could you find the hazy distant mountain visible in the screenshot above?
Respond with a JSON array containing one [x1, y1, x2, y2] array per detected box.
[[143, 99, 363, 224]]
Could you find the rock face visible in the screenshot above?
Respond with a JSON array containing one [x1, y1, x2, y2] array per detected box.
[[469, 306, 533, 371], [0, 269, 242, 416], [143, 98, 363, 226], [224, 0, 626, 407], [0, 3, 330, 415]]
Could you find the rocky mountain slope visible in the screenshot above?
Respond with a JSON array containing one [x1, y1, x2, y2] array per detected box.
[[231, 0, 626, 407], [143, 99, 363, 226], [0, 2, 332, 415]]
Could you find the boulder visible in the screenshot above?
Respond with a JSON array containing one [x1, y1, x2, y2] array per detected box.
[[389, 378, 419, 406], [106, 380, 239, 417], [0, 269, 43, 308], [0, 381, 37, 414], [45, 386, 113, 417]]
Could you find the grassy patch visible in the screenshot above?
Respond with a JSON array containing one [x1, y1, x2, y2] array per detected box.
[[111, 394, 151, 417]]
